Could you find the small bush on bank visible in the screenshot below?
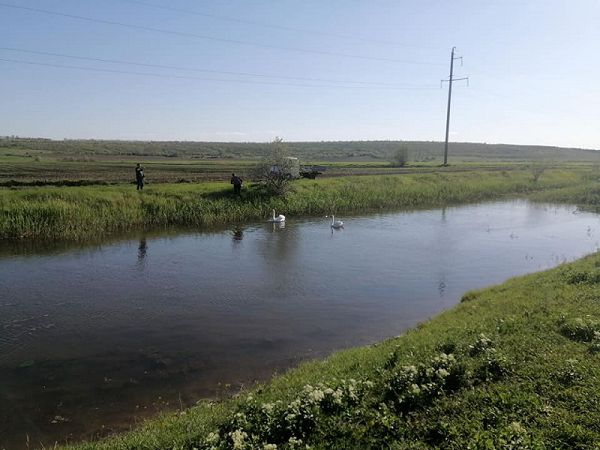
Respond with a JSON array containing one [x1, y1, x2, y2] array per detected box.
[[560, 317, 600, 342]]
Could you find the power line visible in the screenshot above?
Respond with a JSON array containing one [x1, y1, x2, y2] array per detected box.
[[441, 47, 469, 165], [0, 47, 439, 88], [0, 57, 442, 90], [0, 2, 444, 66], [114, 0, 444, 50]]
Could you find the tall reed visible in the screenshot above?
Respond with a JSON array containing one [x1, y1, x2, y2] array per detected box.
[[0, 168, 587, 240]]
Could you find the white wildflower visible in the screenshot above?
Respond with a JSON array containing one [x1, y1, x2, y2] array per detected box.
[[288, 437, 303, 448], [347, 385, 357, 401], [307, 388, 325, 403], [436, 368, 450, 378], [230, 429, 247, 450], [262, 402, 275, 413], [508, 421, 526, 434], [289, 399, 301, 409], [403, 365, 417, 374], [409, 383, 421, 395], [332, 389, 343, 405], [205, 431, 219, 444]]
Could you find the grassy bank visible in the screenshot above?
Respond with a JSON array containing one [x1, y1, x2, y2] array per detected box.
[[66, 248, 600, 449], [529, 181, 600, 208], [0, 167, 589, 240]]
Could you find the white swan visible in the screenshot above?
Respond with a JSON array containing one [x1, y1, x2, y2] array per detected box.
[[327, 214, 344, 229], [268, 209, 286, 223]]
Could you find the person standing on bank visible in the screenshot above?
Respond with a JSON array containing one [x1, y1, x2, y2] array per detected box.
[[135, 163, 145, 190], [230, 172, 242, 196]]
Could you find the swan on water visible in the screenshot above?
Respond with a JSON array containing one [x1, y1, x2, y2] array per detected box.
[[269, 209, 286, 223], [327, 215, 344, 229]]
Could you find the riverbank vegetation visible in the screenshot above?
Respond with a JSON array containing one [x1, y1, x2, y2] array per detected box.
[[65, 247, 600, 449], [0, 167, 589, 240]]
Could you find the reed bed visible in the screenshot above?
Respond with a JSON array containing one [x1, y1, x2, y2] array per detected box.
[[0, 168, 587, 240]]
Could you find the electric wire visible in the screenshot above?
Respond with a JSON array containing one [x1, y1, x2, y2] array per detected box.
[[0, 47, 439, 88], [0, 57, 442, 90], [114, 0, 445, 50], [0, 2, 445, 66]]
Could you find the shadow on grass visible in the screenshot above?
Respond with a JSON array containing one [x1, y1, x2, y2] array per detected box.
[[201, 184, 281, 202]]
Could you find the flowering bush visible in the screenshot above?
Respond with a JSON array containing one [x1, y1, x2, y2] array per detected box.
[[468, 333, 494, 356], [382, 353, 469, 412], [193, 345, 511, 449], [198, 379, 372, 449]]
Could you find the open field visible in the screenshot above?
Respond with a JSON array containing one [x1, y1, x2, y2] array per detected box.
[[4, 138, 600, 448], [1, 137, 600, 185], [2, 137, 600, 161], [0, 167, 590, 240], [63, 238, 600, 449], [2, 151, 591, 187]]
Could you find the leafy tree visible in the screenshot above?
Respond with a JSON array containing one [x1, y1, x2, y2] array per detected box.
[[253, 137, 295, 196], [390, 145, 409, 167]]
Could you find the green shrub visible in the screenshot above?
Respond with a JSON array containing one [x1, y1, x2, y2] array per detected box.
[[560, 317, 600, 342]]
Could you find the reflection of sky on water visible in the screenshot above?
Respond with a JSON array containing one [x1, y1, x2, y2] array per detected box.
[[3, 200, 600, 368], [1, 200, 600, 447]]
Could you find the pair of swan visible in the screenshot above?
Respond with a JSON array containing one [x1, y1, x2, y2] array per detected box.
[[268, 210, 344, 229]]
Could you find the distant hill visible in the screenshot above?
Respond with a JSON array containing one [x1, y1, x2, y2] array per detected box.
[[1, 137, 598, 162]]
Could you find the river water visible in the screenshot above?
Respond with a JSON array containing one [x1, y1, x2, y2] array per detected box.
[[1, 200, 599, 448]]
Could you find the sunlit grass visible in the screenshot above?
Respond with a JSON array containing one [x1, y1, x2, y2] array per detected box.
[[0, 168, 589, 240]]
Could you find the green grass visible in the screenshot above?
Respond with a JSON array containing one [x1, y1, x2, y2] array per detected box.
[[0, 167, 588, 240], [65, 247, 600, 449], [530, 180, 600, 208], [6, 164, 599, 448], [3, 137, 600, 163], [3, 136, 600, 186]]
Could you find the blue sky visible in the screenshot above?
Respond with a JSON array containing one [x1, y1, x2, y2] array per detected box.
[[1, 0, 599, 148]]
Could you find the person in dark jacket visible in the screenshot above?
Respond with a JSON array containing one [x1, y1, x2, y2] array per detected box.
[[230, 173, 242, 196], [135, 163, 145, 190]]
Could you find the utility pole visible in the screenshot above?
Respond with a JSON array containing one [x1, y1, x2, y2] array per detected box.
[[441, 47, 468, 166]]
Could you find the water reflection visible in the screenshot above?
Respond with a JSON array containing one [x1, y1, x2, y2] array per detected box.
[[137, 237, 148, 266], [438, 279, 447, 297], [270, 221, 285, 231], [232, 227, 244, 242], [1, 201, 600, 448]]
